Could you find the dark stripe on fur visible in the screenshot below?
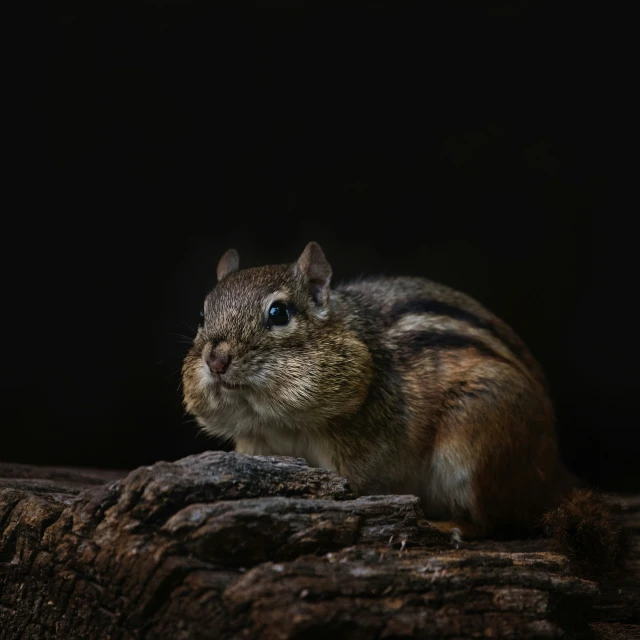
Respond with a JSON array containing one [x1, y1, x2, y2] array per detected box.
[[398, 330, 515, 367], [389, 299, 528, 363]]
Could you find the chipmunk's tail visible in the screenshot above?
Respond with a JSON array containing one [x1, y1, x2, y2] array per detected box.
[[541, 485, 625, 576]]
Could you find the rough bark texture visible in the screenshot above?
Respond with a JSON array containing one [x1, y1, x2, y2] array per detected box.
[[0, 453, 637, 639]]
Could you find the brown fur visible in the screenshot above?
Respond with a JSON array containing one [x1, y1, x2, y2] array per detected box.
[[542, 488, 625, 576], [182, 242, 622, 573]]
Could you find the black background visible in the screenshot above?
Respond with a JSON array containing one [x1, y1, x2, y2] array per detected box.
[[6, 3, 637, 491]]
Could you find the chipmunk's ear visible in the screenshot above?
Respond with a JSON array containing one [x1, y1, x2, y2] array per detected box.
[[217, 249, 240, 281], [296, 242, 332, 308]]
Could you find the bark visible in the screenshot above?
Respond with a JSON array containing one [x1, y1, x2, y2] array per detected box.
[[0, 452, 637, 639]]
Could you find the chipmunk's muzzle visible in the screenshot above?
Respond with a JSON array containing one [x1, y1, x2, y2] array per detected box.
[[204, 341, 232, 374], [205, 351, 230, 374], [202, 341, 249, 392]]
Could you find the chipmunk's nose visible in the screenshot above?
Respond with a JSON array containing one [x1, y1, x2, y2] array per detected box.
[[206, 352, 231, 374], [205, 344, 232, 374]]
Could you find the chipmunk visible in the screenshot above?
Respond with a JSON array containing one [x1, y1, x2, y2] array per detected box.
[[182, 242, 621, 569]]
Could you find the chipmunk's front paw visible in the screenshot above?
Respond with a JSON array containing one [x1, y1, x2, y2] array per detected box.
[[449, 527, 463, 549], [420, 519, 467, 549]]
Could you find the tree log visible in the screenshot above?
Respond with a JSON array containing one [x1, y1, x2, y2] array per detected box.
[[1, 453, 637, 639]]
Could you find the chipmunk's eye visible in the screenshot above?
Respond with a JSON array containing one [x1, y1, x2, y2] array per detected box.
[[198, 310, 205, 328], [267, 302, 289, 327]]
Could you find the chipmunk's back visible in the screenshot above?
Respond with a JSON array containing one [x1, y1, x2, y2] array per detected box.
[[336, 275, 547, 390]]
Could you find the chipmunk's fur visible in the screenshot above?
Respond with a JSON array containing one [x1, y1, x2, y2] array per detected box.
[[182, 242, 621, 569]]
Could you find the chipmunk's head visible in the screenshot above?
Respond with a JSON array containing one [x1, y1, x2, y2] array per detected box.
[[181, 242, 372, 440]]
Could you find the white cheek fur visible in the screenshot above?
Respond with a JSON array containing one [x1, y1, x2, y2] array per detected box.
[[198, 362, 214, 387]]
